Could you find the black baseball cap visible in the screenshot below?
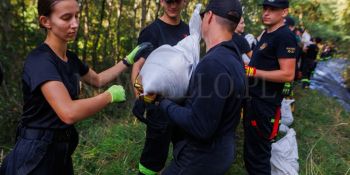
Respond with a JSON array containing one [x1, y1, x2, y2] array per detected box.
[[164, 0, 183, 3], [285, 16, 295, 26], [201, 0, 242, 23], [262, 0, 289, 8]]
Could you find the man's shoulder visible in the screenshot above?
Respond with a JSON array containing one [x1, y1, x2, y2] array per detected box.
[[274, 26, 296, 39], [205, 43, 241, 66], [179, 20, 189, 29], [140, 20, 159, 33]]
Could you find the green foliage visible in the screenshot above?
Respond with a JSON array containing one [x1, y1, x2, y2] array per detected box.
[[293, 88, 350, 175], [72, 88, 350, 174], [73, 116, 145, 175]]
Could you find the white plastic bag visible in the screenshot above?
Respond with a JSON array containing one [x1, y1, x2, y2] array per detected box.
[[279, 124, 290, 133], [242, 54, 250, 65], [244, 33, 256, 49], [281, 98, 295, 126], [271, 128, 299, 175], [139, 4, 202, 102]]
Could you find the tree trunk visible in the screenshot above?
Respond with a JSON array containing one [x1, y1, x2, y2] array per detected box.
[[141, 0, 147, 28], [155, 0, 161, 20], [21, 0, 27, 54], [82, 0, 90, 62], [116, 0, 124, 60], [73, 0, 85, 54], [92, 0, 107, 68], [103, 0, 113, 62]]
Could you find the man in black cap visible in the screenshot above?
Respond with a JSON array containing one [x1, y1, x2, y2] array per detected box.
[[131, 0, 189, 174], [157, 0, 245, 174], [244, 0, 297, 174]]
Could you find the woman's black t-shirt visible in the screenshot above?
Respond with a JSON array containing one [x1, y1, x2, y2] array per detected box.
[[21, 43, 89, 129]]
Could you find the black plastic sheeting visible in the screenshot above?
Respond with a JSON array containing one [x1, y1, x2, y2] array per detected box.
[[310, 59, 350, 112]]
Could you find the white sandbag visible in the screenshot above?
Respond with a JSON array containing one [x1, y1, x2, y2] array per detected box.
[[242, 54, 250, 65], [244, 33, 256, 49], [139, 4, 202, 102], [271, 128, 299, 175], [281, 98, 295, 126], [279, 124, 290, 133]]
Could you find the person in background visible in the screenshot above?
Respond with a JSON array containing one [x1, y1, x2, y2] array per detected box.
[[320, 43, 336, 61], [232, 17, 253, 65], [294, 27, 304, 80], [301, 27, 311, 48], [282, 16, 299, 96], [0, 0, 150, 174], [131, 0, 189, 174], [301, 37, 322, 88], [244, 0, 297, 174], [284, 16, 295, 31]]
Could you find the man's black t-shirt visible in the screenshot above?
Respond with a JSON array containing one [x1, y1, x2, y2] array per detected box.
[[137, 18, 189, 59], [232, 32, 251, 55], [249, 25, 297, 105], [305, 43, 319, 61], [21, 43, 89, 129]]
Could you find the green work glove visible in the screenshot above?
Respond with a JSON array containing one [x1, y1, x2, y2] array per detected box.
[[123, 42, 153, 66], [106, 85, 126, 103], [282, 82, 293, 96]]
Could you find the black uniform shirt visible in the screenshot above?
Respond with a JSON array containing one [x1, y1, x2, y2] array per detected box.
[[21, 43, 89, 129], [305, 43, 319, 61], [232, 32, 251, 55], [137, 18, 189, 59], [249, 25, 297, 105], [160, 40, 246, 143]]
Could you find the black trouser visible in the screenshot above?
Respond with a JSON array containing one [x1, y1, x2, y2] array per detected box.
[[243, 98, 280, 175], [138, 103, 186, 175], [162, 136, 235, 175], [0, 126, 78, 175], [301, 59, 316, 81]]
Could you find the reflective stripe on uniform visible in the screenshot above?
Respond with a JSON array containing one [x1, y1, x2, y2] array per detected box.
[[301, 78, 310, 83], [139, 163, 157, 175]]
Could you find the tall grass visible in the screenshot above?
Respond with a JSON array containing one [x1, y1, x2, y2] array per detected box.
[[71, 87, 349, 174]]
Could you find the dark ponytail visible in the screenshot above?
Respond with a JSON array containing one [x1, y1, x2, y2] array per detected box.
[[38, 0, 63, 17], [37, 0, 62, 28]]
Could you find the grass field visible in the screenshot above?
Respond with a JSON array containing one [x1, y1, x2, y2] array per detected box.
[[73, 87, 350, 175]]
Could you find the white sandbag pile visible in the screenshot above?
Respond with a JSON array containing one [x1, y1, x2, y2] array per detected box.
[[139, 4, 202, 102], [279, 98, 295, 133], [271, 128, 299, 175]]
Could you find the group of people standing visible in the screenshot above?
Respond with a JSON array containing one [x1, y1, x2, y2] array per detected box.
[[0, 0, 300, 174], [284, 15, 337, 90]]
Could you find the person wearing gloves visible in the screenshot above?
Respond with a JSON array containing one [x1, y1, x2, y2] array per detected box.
[[153, 0, 246, 174], [0, 0, 150, 174], [243, 0, 297, 174], [131, 0, 189, 174]]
